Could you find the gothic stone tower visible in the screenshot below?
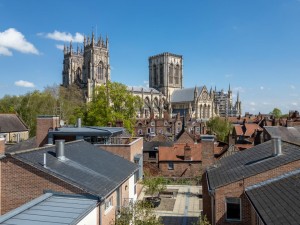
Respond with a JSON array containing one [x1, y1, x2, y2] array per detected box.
[[62, 32, 110, 102], [149, 53, 183, 100]]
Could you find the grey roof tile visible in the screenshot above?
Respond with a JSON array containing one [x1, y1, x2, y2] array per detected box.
[[245, 169, 300, 225], [0, 114, 28, 133], [207, 140, 300, 189], [10, 140, 138, 198], [171, 87, 203, 103]]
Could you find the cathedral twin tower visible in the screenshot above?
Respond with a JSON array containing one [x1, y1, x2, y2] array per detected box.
[[62, 32, 241, 119], [62, 32, 110, 101]]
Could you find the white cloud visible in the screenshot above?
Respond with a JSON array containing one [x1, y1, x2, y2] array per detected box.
[[0, 28, 39, 56], [14, 80, 35, 88], [291, 102, 298, 106], [260, 86, 264, 90], [45, 30, 84, 42], [250, 102, 256, 106], [290, 85, 296, 89], [225, 74, 233, 78], [56, 44, 64, 50]]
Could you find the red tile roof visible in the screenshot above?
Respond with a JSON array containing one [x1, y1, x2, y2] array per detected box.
[[234, 123, 263, 137], [159, 143, 201, 161]]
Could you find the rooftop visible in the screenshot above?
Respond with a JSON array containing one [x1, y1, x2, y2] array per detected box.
[[264, 126, 300, 145], [9, 140, 138, 199], [207, 140, 300, 189], [0, 192, 98, 225], [171, 87, 203, 103], [0, 114, 28, 133], [245, 169, 300, 225]]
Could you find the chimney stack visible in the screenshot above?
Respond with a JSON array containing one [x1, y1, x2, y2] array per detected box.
[[272, 136, 282, 156], [201, 135, 215, 175], [36, 115, 60, 147], [55, 140, 66, 161], [184, 143, 192, 161], [0, 136, 5, 155]]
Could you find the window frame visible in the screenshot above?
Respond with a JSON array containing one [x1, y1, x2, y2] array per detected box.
[[225, 197, 242, 222], [105, 196, 113, 213], [168, 162, 174, 170]]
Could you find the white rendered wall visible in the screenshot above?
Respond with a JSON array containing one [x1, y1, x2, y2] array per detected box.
[[77, 206, 99, 225]]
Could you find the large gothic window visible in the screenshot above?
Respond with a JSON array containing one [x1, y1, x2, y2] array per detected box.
[[153, 65, 157, 85], [160, 64, 164, 85], [169, 64, 173, 84], [76, 67, 81, 81], [175, 64, 180, 85], [98, 62, 103, 80]]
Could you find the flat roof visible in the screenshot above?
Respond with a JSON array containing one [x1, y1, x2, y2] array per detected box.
[[0, 193, 98, 225]]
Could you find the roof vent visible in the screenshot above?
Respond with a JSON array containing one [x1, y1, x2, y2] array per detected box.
[[77, 118, 82, 128], [272, 136, 282, 156], [55, 140, 66, 161]]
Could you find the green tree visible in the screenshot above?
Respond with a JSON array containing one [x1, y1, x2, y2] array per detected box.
[[113, 200, 163, 225], [85, 81, 142, 134], [143, 176, 166, 202], [193, 215, 211, 225], [0, 95, 23, 113], [270, 108, 282, 119], [206, 117, 232, 142]]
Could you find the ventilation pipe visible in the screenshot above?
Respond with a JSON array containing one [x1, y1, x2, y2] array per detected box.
[[77, 118, 82, 128], [55, 140, 66, 160], [272, 136, 282, 156]]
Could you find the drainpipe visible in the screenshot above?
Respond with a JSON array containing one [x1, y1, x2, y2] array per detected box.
[[206, 172, 215, 225]]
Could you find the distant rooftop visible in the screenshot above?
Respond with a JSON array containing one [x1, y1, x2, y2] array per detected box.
[[0, 192, 98, 225], [171, 87, 203, 103], [0, 114, 28, 133], [49, 126, 124, 137]]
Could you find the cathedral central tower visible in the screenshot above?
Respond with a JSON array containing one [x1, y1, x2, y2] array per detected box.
[[149, 52, 183, 99]]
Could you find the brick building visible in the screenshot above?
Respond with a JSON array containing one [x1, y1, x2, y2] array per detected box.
[[202, 133, 300, 225], [0, 138, 139, 225]]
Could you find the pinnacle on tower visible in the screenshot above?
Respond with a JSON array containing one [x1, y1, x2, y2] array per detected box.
[[84, 35, 86, 46], [92, 32, 95, 45]]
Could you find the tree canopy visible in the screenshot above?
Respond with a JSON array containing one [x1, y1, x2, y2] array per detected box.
[[270, 108, 282, 119], [85, 81, 142, 134], [206, 117, 232, 142]]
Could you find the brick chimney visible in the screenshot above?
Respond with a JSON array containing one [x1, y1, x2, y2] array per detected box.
[[0, 136, 5, 155], [36, 115, 59, 147], [184, 143, 192, 161], [115, 120, 123, 127], [201, 135, 215, 175]]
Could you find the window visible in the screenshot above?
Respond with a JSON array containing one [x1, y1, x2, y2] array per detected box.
[[226, 197, 241, 221], [153, 65, 157, 85], [175, 64, 180, 84], [138, 129, 143, 135], [148, 127, 154, 134], [149, 151, 156, 159], [160, 64, 164, 85], [169, 64, 173, 84], [105, 196, 113, 212], [168, 162, 174, 170]]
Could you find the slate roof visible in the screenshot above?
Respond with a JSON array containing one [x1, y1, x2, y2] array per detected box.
[[49, 126, 124, 137], [207, 140, 300, 189], [0, 114, 28, 133], [143, 141, 173, 152], [245, 169, 300, 225], [171, 87, 203, 103], [127, 86, 160, 94], [5, 137, 37, 153], [0, 192, 98, 225], [9, 140, 138, 199], [264, 126, 300, 145]]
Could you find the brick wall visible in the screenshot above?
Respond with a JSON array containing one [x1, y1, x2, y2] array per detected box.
[[0, 156, 85, 215], [206, 159, 300, 225], [36, 116, 59, 147], [159, 161, 201, 177], [201, 138, 215, 175]]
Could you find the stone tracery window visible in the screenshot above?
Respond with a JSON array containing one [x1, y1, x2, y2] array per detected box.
[[98, 61, 104, 80], [169, 64, 173, 84], [175, 64, 180, 85], [153, 64, 157, 85], [160, 64, 164, 85]]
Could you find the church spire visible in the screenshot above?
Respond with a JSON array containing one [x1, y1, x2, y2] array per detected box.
[[106, 35, 109, 49], [91, 32, 95, 46]]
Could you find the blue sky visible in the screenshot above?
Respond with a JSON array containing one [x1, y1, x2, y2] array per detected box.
[[0, 0, 300, 115]]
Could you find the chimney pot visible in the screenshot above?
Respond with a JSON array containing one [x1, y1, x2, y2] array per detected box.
[[55, 140, 66, 160], [77, 118, 82, 128]]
